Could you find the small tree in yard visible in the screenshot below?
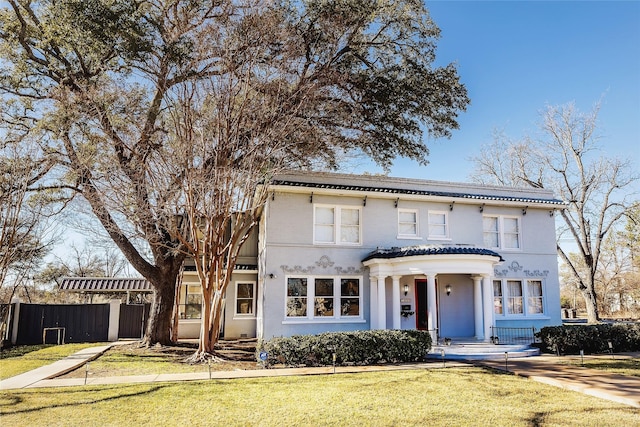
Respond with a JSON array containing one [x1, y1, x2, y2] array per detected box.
[[1, 0, 469, 353], [0, 138, 57, 304], [472, 102, 639, 323]]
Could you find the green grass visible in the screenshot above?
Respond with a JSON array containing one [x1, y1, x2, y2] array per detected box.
[[1, 368, 638, 426], [60, 344, 213, 378], [0, 343, 106, 380], [558, 356, 640, 377]]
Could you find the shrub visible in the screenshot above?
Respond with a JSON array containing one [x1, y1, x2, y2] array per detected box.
[[259, 329, 432, 367], [536, 323, 640, 355]]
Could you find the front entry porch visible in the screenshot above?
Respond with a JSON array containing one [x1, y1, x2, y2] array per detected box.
[[362, 246, 504, 344]]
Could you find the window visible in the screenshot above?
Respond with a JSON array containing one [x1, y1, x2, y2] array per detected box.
[[314, 205, 361, 245], [527, 280, 544, 314], [340, 278, 360, 316], [493, 279, 544, 316], [314, 278, 334, 317], [286, 277, 362, 319], [483, 215, 521, 250], [507, 280, 523, 314], [493, 280, 503, 314], [503, 218, 520, 249], [428, 211, 449, 239], [235, 282, 255, 316], [398, 209, 418, 237], [314, 207, 335, 244], [494, 279, 546, 316], [179, 285, 202, 319], [286, 278, 308, 317], [483, 216, 499, 247]]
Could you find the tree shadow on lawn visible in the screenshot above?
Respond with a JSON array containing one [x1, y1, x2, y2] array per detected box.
[[0, 384, 167, 416]]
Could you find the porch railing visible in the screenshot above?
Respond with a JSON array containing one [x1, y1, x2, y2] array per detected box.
[[490, 326, 537, 345]]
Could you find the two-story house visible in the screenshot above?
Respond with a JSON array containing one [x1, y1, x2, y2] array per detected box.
[[179, 171, 564, 343]]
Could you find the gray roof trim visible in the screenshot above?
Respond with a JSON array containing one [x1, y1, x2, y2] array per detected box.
[[60, 277, 152, 293], [362, 246, 505, 262], [183, 264, 258, 272], [272, 180, 564, 206]]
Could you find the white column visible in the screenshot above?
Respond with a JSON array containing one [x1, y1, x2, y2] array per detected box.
[[108, 300, 121, 342], [377, 276, 387, 329], [426, 275, 437, 343], [392, 276, 402, 330], [369, 276, 378, 330], [482, 276, 494, 341], [472, 276, 484, 340]]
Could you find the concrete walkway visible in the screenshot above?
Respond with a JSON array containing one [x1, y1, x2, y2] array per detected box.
[[1, 344, 639, 409], [478, 353, 640, 409]]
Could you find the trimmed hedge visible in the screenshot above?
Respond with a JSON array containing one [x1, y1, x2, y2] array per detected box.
[[536, 323, 640, 355], [259, 329, 432, 367]]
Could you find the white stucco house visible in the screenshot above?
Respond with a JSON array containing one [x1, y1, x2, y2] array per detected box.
[[179, 171, 565, 343]]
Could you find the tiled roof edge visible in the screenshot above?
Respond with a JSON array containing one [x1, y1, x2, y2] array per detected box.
[[362, 246, 505, 262], [272, 180, 564, 206]]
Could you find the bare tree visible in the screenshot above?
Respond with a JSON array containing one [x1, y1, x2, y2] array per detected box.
[[0, 137, 57, 303], [471, 102, 639, 323]]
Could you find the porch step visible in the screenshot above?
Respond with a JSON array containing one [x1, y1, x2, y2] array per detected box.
[[428, 342, 540, 361]]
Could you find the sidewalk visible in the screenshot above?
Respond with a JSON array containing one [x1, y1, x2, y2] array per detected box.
[[1, 344, 639, 409], [478, 353, 640, 409]]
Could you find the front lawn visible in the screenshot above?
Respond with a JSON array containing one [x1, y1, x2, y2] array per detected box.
[[0, 344, 105, 380], [558, 355, 640, 378], [1, 368, 638, 426]]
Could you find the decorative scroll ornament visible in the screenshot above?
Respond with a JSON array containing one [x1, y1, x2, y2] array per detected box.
[[508, 261, 523, 272], [524, 270, 549, 277], [494, 261, 548, 278], [280, 265, 315, 274], [316, 255, 335, 268], [281, 255, 362, 275], [335, 266, 364, 274]]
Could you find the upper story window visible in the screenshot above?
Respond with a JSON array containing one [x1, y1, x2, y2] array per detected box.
[[398, 209, 419, 238], [483, 215, 521, 250], [314, 205, 361, 245], [235, 282, 256, 317], [428, 211, 449, 240]]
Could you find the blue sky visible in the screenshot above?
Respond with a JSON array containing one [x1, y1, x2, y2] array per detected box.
[[364, 1, 640, 183]]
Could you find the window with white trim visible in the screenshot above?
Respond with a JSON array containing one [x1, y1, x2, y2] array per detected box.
[[483, 215, 521, 250], [493, 280, 503, 314], [179, 285, 202, 319], [314, 205, 361, 245], [286, 276, 362, 319], [507, 280, 523, 314], [398, 209, 419, 237], [428, 211, 449, 239], [235, 282, 255, 316], [527, 280, 544, 314], [494, 279, 545, 316]]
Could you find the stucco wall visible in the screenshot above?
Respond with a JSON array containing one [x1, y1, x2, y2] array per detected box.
[[261, 175, 563, 339]]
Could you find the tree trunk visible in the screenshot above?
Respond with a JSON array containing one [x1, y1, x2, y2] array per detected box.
[[198, 286, 213, 355], [143, 276, 178, 346], [581, 283, 600, 324]]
